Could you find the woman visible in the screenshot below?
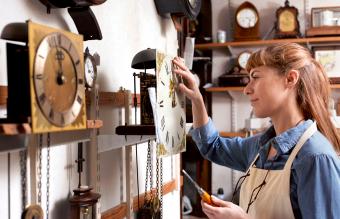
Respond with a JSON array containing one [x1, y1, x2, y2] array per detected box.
[[173, 43, 340, 219]]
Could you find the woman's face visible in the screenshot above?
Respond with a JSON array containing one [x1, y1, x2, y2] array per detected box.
[[244, 65, 291, 118]]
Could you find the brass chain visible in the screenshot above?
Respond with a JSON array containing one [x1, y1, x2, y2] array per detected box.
[[144, 140, 152, 201], [46, 133, 50, 219], [19, 149, 27, 211], [38, 134, 42, 204], [160, 158, 163, 219], [155, 158, 159, 198]]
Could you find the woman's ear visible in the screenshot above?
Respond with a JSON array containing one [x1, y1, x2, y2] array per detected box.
[[286, 70, 300, 88]]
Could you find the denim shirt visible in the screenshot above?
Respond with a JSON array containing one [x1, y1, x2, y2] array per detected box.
[[189, 118, 340, 219]]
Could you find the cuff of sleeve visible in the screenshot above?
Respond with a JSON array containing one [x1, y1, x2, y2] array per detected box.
[[188, 117, 218, 142]]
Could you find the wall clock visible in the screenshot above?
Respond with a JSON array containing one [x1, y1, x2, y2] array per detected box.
[[84, 47, 98, 89], [1, 21, 87, 133], [275, 0, 300, 38], [155, 51, 186, 157], [237, 51, 252, 70], [154, 0, 202, 20], [234, 1, 260, 41]]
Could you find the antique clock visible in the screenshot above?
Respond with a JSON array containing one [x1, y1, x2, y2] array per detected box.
[[237, 51, 252, 70], [275, 0, 301, 38], [1, 21, 87, 133], [84, 47, 98, 89], [155, 51, 186, 157], [234, 1, 260, 41]]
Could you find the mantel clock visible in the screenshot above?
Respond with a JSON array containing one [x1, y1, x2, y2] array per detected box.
[[1, 21, 87, 133], [234, 1, 260, 41], [275, 0, 301, 38]]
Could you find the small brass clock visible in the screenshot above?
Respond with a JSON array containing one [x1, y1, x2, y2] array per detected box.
[[234, 1, 260, 41], [275, 0, 300, 38]]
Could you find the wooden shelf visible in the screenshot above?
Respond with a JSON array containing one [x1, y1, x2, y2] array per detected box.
[[195, 36, 340, 50], [115, 125, 155, 135], [206, 84, 340, 92]]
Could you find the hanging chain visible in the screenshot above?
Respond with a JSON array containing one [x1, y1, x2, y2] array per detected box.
[[38, 134, 43, 204], [46, 133, 50, 219], [144, 141, 152, 201], [160, 158, 163, 219], [20, 149, 27, 211], [155, 158, 159, 198]]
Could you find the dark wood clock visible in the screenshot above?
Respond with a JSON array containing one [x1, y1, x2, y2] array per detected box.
[[234, 1, 260, 41], [275, 0, 301, 38], [1, 21, 87, 133]]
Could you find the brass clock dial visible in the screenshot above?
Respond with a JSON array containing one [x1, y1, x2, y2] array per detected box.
[[34, 32, 83, 126], [28, 21, 87, 133], [279, 10, 295, 32], [156, 51, 186, 157]]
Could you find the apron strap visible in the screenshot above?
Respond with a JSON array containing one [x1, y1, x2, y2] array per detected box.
[[284, 121, 317, 170]]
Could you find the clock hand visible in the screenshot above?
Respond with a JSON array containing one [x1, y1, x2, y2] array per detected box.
[[54, 36, 66, 85]]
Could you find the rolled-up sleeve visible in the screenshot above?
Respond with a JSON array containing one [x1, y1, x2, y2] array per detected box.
[[189, 118, 260, 172], [295, 154, 340, 219]]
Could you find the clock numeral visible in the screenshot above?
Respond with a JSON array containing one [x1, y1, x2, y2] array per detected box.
[[35, 74, 44, 80], [38, 93, 46, 104], [159, 100, 164, 107], [49, 109, 54, 120], [77, 95, 82, 104], [38, 54, 45, 59], [181, 100, 185, 109], [166, 131, 169, 144], [57, 34, 62, 45], [161, 116, 165, 131], [172, 136, 174, 148], [165, 63, 171, 75], [161, 81, 165, 86], [177, 132, 180, 140], [180, 116, 184, 129], [68, 42, 73, 51]]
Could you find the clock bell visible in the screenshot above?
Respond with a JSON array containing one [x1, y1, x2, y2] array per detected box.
[[131, 48, 157, 125], [69, 142, 101, 219]]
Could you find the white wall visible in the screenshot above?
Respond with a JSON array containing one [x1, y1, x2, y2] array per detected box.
[[0, 1, 180, 219], [209, 0, 340, 199]]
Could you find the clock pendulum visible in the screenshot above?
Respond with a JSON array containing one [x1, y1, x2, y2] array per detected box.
[[69, 142, 101, 219]]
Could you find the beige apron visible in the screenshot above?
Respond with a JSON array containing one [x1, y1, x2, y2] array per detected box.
[[239, 122, 317, 219]]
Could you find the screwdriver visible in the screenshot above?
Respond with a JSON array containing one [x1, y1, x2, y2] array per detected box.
[[182, 169, 213, 205]]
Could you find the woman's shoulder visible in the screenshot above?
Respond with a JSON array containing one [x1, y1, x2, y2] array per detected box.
[[296, 131, 339, 163]]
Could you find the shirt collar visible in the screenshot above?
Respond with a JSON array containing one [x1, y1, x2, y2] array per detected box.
[[259, 119, 314, 155]]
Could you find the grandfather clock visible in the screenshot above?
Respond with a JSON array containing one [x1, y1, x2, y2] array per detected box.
[[69, 142, 101, 219]]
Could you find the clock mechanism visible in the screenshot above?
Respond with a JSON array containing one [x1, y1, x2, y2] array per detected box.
[[154, 0, 202, 20], [155, 51, 186, 157], [234, 1, 260, 41], [1, 21, 87, 133], [275, 0, 301, 38]]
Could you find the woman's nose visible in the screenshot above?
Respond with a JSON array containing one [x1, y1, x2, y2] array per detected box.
[[243, 81, 253, 95]]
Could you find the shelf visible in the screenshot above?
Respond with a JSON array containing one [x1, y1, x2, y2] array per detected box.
[[195, 36, 340, 50], [206, 84, 340, 92], [115, 125, 155, 135]]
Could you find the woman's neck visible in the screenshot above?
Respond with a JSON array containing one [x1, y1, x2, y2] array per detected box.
[[271, 108, 305, 135]]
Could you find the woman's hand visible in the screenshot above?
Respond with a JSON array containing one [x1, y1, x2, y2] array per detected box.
[[201, 196, 250, 219], [172, 57, 202, 104]]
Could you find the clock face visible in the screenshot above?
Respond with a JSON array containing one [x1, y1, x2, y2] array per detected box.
[[156, 51, 186, 157], [84, 55, 97, 88], [34, 32, 84, 127], [238, 51, 252, 69], [237, 8, 258, 28], [279, 10, 295, 32]]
